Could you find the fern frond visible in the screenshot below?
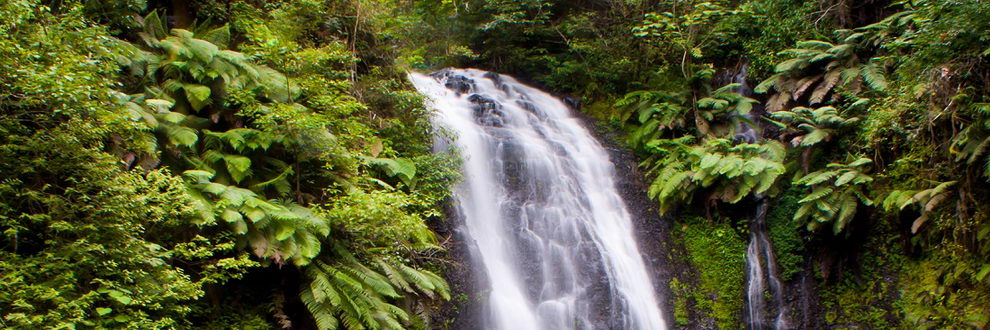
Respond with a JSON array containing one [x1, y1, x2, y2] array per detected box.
[[775, 58, 810, 73], [860, 62, 888, 91], [339, 264, 400, 298], [833, 170, 859, 186], [800, 186, 834, 203], [834, 193, 858, 234], [754, 73, 785, 93], [796, 40, 835, 50], [397, 264, 438, 296]]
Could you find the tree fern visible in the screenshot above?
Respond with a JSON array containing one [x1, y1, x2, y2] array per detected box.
[[299, 242, 447, 329], [695, 83, 760, 136], [613, 89, 690, 148], [754, 23, 901, 111], [952, 103, 990, 178], [644, 138, 785, 213], [102, 11, 459, 329], [882, 181, 956, 233], [793, 158, 874, 234], [770, 106, 858, 147]]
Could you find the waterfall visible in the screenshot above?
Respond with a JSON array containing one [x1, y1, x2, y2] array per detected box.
[[410, 69, 666, 330], [745, 201, 789, 329], [729, 60, 790, 329]]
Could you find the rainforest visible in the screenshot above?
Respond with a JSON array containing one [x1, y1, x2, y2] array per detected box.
[[1, 0, 988, 329]]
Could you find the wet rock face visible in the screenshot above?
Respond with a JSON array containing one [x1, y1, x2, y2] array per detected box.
[[430, 69, 477, 95], [563, 97, 580, 110], [468, 94, 506, 127], [446, 76, 474, 94], [446, 76, 475, 95], [483, 71, 510, 94], [516, 100, 537, 113]]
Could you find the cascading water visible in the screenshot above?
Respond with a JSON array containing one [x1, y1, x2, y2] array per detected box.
[[410, 69, 666, 330], [726, 61, 791, 329], [745, 201, 789, 329]]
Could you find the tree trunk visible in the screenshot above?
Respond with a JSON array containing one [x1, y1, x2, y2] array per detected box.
[[171, 0, 192, 28]]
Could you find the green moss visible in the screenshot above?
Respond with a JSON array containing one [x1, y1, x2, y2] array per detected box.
[[676, 217, 747, 329], [669, 278, 691, 326], [817, 233, 904, 329], [819, 278, 896, 329], [898, 248, 990, 328], [766, 187, 806, 281]]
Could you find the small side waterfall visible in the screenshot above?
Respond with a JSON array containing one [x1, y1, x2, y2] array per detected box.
[[727, 61, 790, 329], [745, 201, 789, 329], [410, 69, 666, 330]]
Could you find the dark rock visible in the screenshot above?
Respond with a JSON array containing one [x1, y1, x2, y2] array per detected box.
[[483, 72, 510, 94], [468, 94, 505, 127], [515, 100, 537, 113], [445, 75, 475, 95], [563, 97, 581, 110], [430, 69, 476, 95]]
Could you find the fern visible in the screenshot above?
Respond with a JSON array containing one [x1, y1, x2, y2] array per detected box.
[[614, 89, 690, 148], [882, 181, 956, 233], [952, 103, 990, 178], [644, 138, 785, 213], [755, 25, 898, 111], [361, 156, 418, 187], [793, 158, 874, 234], [299, 243, 448, 329]]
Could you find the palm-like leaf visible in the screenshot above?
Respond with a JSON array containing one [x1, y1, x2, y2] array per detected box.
[[300, 243, 448, 329], [645, 138, 785, 213], [755, 28, 894, 111], [793, 158, 874, 234], [882, 181, 956, 233], [770, 106, 857, 149]]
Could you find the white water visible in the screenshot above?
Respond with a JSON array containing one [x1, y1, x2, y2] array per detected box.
[[410, 69, 666, 330], [733, 61, 790, 329], [745, 201, 789, 329]]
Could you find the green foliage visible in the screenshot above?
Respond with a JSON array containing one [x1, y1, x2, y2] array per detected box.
[[769, 106, 859, 148], [952, 103, 990, 177], [735, 0, 821, 78], [633, 1, 751, 83], [900, 250, 990, 328], [0, 149, 210, 328], [117, 15, 334, 266], [793, 158, 874, 234], [695, 83, 761, 137], [645, 138, 785, 213], [478, 0, 553, 31], [817, 235, 902, 329], [676, 217, 747, 329], [323, 189, 438, 255], [0, 2, 246, 327], [300, 243, 449, 330], [669, 278, 691, 326], [0, 0, 122, 126], [754, 29, 893, 111], [362, 156, 418, 187], [881, 181, 956, 234], [765, 187, 805, 281], [1, 0, 457, 328], [613, 89, 690, 147]]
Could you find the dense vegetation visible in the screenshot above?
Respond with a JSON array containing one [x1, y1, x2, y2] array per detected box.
[[424, 0, 990, 328], [1, 0, 457, 328], [3, 0, 990, 328]]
